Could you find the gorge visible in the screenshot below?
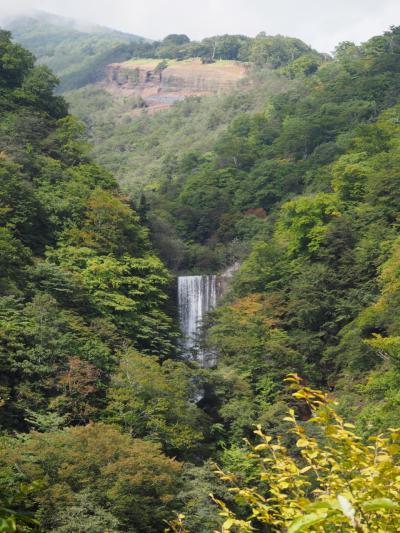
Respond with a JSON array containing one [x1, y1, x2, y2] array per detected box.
[[2, 16, 400, 532]]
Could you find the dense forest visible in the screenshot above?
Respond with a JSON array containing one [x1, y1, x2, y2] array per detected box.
[[1, 14, 400, 532]]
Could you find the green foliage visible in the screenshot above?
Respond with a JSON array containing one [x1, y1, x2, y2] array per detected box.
[[216, 376, 400, 531], [136, 32, 318, 65], [0, 30, 177, 434], [278, 193, 341, 255], [172, 462, 232, 532], [2, 21, 400, 533], [65, 187, 148, 255], [132, 28, 400, 271], [0, 481, 42, 532], [49, 490, 119, 533], [0, 30, 34, 88], [249, 33, 317, 68], [0, 423, 181, 532], [203, 293, 307, 444], [129, 27, 400, 469], [48, 246, 176, 355], [173, 376, 400, 532], [66, 68, 289, 196], [0, 292, 112, 430], [106, 350, 208, 457]]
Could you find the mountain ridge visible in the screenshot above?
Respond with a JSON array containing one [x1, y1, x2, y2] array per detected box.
[[2, 11, 150, 91], [4, 10, 149, 42]]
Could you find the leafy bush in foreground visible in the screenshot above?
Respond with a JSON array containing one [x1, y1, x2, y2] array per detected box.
[[169, 374, 400, 532]]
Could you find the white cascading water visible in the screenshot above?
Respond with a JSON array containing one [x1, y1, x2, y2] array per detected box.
[[178, 264, 240, 366], [178, 275, 217, 364]]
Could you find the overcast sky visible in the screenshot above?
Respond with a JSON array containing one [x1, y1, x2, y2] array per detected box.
[[1, 0, 399, 53]]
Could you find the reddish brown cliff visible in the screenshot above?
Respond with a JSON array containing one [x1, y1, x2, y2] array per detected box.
[[104, 59, 248, 111]]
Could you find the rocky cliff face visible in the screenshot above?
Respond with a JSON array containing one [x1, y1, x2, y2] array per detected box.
[[106, 63, 161, 86], [104, 59, 248, 111]]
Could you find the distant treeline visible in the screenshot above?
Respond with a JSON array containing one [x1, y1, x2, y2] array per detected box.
[[8, 13, 326, 91], [59, 33, 325, 91], [134, 32, 325, 67]]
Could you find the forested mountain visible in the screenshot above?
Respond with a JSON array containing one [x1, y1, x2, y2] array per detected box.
[[0, 29, 196, 532], [5, 12, 148, 91], [5, 12, 323, 94], [147, 26, 400, 442], [5, 12, 325, 188], [1, 16, 400, 533]]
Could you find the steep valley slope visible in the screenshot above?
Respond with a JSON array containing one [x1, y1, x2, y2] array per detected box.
[[3, 12, 308, 191]]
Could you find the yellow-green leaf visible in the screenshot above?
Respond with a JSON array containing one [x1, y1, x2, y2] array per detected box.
[[296, 438, 309, 448], [287, 512, 328, 533], [362, 498, 400, 512]]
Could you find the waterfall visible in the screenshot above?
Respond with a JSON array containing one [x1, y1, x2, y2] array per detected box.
[[178, 275, 217, 364], [177, 264, 240, 365]]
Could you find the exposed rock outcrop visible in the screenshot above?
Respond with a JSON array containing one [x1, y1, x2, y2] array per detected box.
[[104, 59, 248, 111]]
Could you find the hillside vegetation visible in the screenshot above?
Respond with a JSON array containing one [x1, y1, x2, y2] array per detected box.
[[66, 68, 292, 193], [0, 30, 194, 531], [6, 14, 326, 191], [147, 26, 400, 445], [1, 19, 400, 533], [6, 14, 324, 93], [6, 12, 148, 91], [4, 14, 324, 199]]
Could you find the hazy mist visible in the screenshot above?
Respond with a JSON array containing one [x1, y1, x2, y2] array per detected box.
[[0, 0, 399, 52]]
